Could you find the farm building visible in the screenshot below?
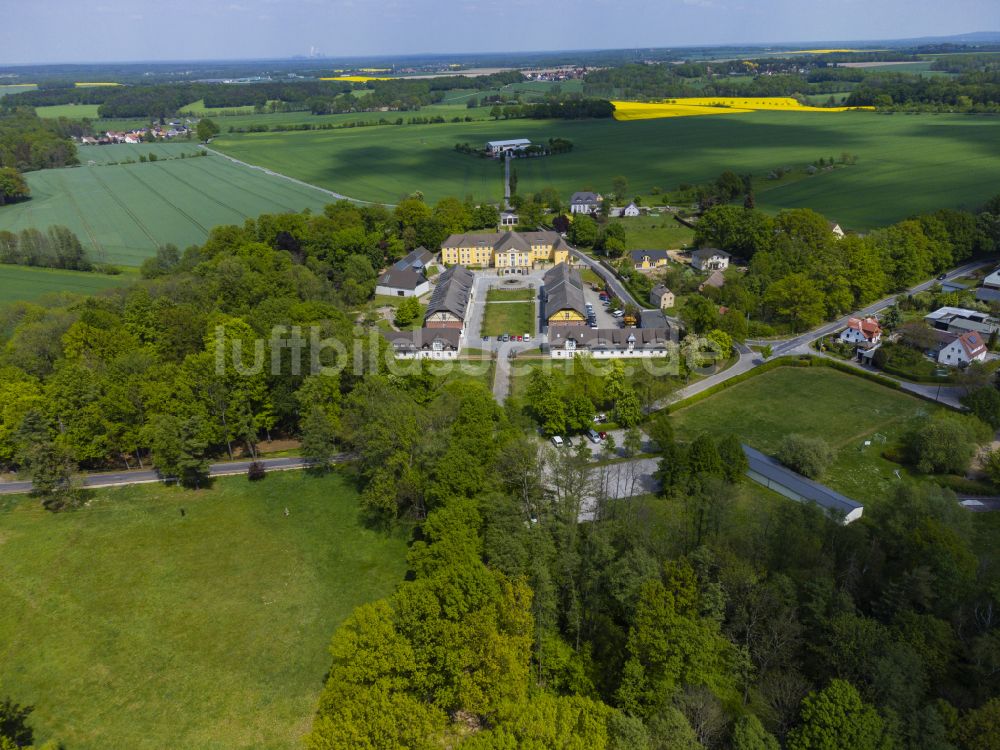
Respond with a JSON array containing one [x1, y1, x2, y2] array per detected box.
[[570, 191, 602, 214], [699, 270, 726, 291], [374, 247, 434, 297], [630, 249, 670, 271], [548, 326, 674, 359], [614, 202, 641, 218], [424, 266, 475, 331], [542, 263, 587, 327], [691, 247, 730, 272], [742, 445, 864, 524], [486, 138, 531, 156], [924, 307, 999, 336], [650, 284, 675, 310]]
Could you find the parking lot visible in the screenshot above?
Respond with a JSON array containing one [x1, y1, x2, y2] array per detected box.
[[582, 284, 621, 329]]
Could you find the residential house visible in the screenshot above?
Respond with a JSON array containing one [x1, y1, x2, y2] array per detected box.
[[691, 247, 730, 272], [569, 191, 602, 214], [548, 326, 674, 359], [698, 270, 726, 292], [839, 316, 882, 346], [629, 249, 670, 272], [743, 445, 863, 524], [543, 263, 587, 327], [424, 266, 475, 331], [374, 247, 434, 297], [829, 222, 845, 240], [440, 230, 569, 272], [982, 268, 1000, 289], [614, 202, 640, 218], [381, 328, 462, 360], [937, 330, 988, 367], [924, 307, 1000, 337], [650, 284, 675, 310], [486, 138, 531, 156]]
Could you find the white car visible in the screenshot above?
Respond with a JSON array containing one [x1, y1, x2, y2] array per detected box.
[[550, 435, 564, 448], [523, 333, 532, 342]]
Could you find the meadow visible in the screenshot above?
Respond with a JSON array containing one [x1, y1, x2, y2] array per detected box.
[[0, 264, 131, 306], [0, 84, 37, 98], [34, 103, 102, 119], [482, 301, 535, 336], [0, 145, 333, 266], [211, 110, 1000, 228], [0, 470, 409, 750], [670, 366, 943, 503]]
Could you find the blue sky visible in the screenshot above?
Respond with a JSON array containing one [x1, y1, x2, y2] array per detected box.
[[1, 0, 998, 65]]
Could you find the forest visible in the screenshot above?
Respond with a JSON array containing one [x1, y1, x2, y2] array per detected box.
[[305, 380, 1000, 749], [0, 109, 79, 172]]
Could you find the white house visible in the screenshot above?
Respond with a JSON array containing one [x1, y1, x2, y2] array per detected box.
[[937, 330, 988, 367], [829, 222, 845, 240], [691, 247, 730, 272], [499, 211, 518, 228], [486, 138, 531, 156], [613, 202, 640, 218], [548, 327, 674, 359], [839, 316, 881, 345], [570, 191, 602, 214]]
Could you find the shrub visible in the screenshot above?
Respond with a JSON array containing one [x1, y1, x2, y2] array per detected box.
[[903, 414, 988, 475], [247, 461, 266, 481], [777, 434, 834, 479]]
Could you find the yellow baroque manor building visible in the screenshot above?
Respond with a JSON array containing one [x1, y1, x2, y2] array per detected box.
[[440, 230, 570, 271]]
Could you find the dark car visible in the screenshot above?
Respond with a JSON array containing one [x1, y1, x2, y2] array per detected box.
[[937, 273, 947, 280]]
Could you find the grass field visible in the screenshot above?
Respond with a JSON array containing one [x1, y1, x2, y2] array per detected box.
[[482, 301, 535, 336], [614, 214, 695, 250], [0, 470, 408, 749], [35, 104, 102, 119], [0, 84, 37, 98], [0, 264, 131, 306], [486, 287, 536, 301], [0, 146, 333, 266], [670, 366, 944, 503], [211, 111, 1000, 228]]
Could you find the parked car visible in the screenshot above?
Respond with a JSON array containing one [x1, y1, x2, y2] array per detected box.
[[523, 333, 532, 342], [594, 413, 607, 423], [598, 431, 608, 441], [517, 335, 523, 342], [551, 435, 564, 448], [565, 436, 575, 447], [501, 333, 510, 342], [586, 429, 602, 444], [482, 335, 489, 342], [612, 310, 625, 318]]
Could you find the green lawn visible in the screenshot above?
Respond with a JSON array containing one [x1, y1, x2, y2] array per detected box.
[[34, 104, 102, 119], [0, 150, 333, 266], [612, 214, 695, 250], [486, 287, 536, 302], [670, 366, 944, 503], [0, 471, 408, 750], [0, 264, 131, 305], [0, 84, 37, 98], [482, 301, 535, 336], [211, 111, 1000, 229]]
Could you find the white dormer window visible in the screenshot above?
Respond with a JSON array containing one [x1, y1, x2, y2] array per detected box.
[[566, 339, 577, 350], [432, 340, 443, 351]]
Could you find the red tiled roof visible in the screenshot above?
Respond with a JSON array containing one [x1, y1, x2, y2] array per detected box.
[[958, 331, 987, 358]]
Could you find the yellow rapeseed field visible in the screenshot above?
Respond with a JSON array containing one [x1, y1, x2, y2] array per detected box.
[[319, 75, 393, 82], [784, 48, 887, 54], [611, 97, 874, 121]]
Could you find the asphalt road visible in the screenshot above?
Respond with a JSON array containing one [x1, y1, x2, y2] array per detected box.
[[0, 455, 349, 497]]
